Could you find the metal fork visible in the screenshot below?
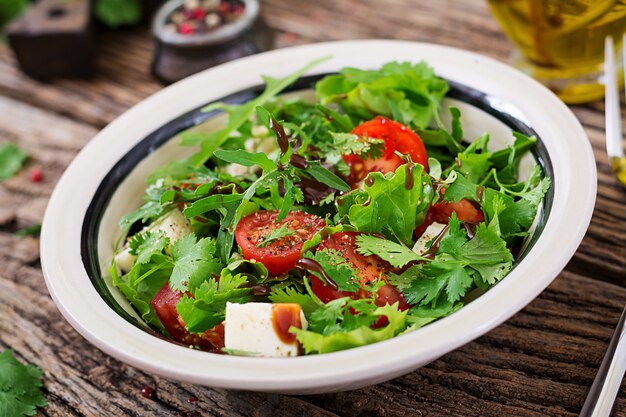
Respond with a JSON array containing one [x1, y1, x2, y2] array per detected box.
[[578, 36, 626, 417]]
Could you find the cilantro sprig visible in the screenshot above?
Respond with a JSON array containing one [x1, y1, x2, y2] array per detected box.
[[0, 350, 47, 417]]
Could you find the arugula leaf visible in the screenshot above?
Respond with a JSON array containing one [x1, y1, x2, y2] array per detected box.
[[0, 142, 27, 180], [355, 234, 427, 268], [176, 270, 253, 333], [213, 149, 277, 172], [189, 57, 330, 166], [268, 286, 320, 318], [169, 234, 223, 292], [292, 303, 408, 354], [257, 223, 295, 248], [128, 231, 169, 265], [0, 350, 47, 417], [303, 161, 350, 192], [183, 194, 243, 218], [348, 163, 433, 245], [304, 249, 361, 292]]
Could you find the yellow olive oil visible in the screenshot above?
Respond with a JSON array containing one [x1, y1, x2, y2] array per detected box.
[[488, 0, 626, 103]]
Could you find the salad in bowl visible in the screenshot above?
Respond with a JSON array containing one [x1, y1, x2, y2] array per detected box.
[[111, 59, 550, 358]]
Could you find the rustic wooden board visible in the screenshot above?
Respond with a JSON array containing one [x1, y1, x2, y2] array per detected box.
[[1, 0, 625, 416]]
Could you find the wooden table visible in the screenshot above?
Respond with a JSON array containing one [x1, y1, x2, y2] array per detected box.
[[1, 1, 624, 415]]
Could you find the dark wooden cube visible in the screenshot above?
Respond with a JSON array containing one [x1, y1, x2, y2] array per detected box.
[[7, 0, 94, 80]]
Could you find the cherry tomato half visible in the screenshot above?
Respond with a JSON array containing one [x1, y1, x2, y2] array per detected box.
[[152, 283, 224, 352], [344, 116, 428, 185], [311, 231, 410, 311], [414, 199, 485, 238], [235, 210, 326, 276]]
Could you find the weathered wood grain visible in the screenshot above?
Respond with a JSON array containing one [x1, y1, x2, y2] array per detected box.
[[1, 0, 626, 416]]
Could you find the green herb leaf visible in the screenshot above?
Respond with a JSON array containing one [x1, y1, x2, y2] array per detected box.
[[176, 270, 253, 333], [94, 0, 141, 28], [169, 234, 223, 292], [183, 194, 244, 218], [348, 163, 433, 245], [292, 303, 407, 354], [128, 231, 169, 265], [213, 149, 277, 172], [355, 234, 427, 268], [14, 224, 41, 238], [303, 161, 350, 192], [0, 350, 47, 417], [0, 142, 27, 181], [304, 249, 361, 292], [257, 223, 295, 248], [268, 286, 320, 318]]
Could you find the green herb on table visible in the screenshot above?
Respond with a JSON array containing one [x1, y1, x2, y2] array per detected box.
[[14, 224, 41, 238], [0, 142, 27, 181], [0, 349, 47, 417], [94, 0, 141, 28]]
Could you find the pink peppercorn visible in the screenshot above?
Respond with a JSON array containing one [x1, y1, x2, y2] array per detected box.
[[29, 168, 43, 183]]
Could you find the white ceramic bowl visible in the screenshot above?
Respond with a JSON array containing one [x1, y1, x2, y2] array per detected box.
[[41, 40, 596, 394]]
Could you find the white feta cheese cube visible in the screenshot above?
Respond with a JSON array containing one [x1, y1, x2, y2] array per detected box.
[[412, 222, 447, 255], [225, 302, 308, 357]]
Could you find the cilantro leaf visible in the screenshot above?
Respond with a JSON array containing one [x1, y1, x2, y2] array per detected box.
[[0, 142, 27, 181], [169, 234, 223, 292], [268, 286, 320, 318], [304, 249, 361, 292], [0, 350, 47, 417], [442, 174, 479, 203], [128, 231, 169, 265], [119, 201, 164, 229], [355, 234, 427, 268], [176, 270, 253, 333], [348, 163, 433, 245], [257, 223, 295, 248], [423, 259, 473, 303]]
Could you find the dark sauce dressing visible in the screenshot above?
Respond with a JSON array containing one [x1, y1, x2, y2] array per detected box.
[[365, 176, 375, 187], [405, 163, 416, 190], [269, 117, 290, 156], [422, 224, 450, 260], [271, 303, 302, 345], [295, 258, 339, 290]]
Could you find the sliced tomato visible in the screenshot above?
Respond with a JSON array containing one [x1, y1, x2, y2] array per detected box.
[[235, 210, 326, 276], [344, 116, 428, 185], [415, 199, 485, 238], [311, 231, 410, 311], [152, 283, 224, 353]]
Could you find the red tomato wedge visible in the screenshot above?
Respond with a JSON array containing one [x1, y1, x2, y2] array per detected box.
[[311, 231, 410, 311], [235, 210, 326, 276], [152, 283, 224, 353], [344, 116, 428, 185], [415, 199, 485, 238]]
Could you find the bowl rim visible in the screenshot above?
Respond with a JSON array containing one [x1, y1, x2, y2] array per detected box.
[[41, 40, 596, 393]]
